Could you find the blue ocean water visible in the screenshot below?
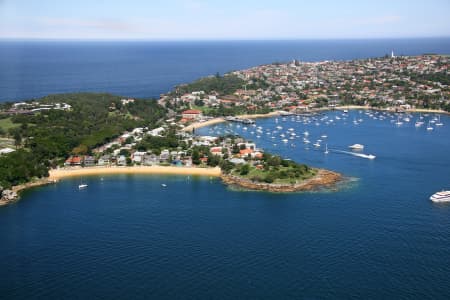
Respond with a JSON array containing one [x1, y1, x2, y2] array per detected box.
[[1, 38, 450, 102], [1, 40, 450, 299], [1, 111, 450, 299]]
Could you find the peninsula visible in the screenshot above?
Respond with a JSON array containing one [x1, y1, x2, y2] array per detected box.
[[1, 54, 449, 203]]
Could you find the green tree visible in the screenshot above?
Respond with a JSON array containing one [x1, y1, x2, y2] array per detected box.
[[240, 164, 250, 176], [192, 149, 201, 165]]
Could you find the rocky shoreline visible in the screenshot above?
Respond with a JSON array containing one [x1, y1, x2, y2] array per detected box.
[[0, 168, 343, 207], [221, 169, 343, 193], [0, 178, 56, 206]]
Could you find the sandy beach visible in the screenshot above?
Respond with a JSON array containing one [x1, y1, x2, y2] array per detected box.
[[49, 165, 222, 180], [182, 117, 226, 132], [182, 111, 282, 132]]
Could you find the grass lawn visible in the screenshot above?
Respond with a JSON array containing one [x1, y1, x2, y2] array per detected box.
[[231, 165, 316, 184], [0, 118, 20, 131]]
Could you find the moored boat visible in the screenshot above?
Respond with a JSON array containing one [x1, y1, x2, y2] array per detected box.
[[430, 191, 450, 202]]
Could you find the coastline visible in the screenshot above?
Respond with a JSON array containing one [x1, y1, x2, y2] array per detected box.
[[0, 178, 56, 206], [0, 165, 344, 206], [182, 106, 449, 133], [182, 111, 281, 132], [48, 165, 222, 180], [221, 169, 343, 193]]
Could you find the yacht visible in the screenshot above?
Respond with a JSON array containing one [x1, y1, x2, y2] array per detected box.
[[324, 144, 329, 154], [78, 183, 88, 189], [426, 122, 434, 131], [430, 191, 450, 202], [349, 144, 364, 150]]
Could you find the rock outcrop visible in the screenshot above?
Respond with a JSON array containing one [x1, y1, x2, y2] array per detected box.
[[221, 169, 342, 192]]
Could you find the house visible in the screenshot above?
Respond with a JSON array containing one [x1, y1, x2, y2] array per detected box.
[[131, 151, 147, 163], [181, 109, 202, 120], [159, 149, 170, 162], [143, 154, 159, 166], [83, 156, 96, 166], [229, 158, 246, 164], [98, 155, 111, 166], [65, 156, 83, 166], [148, 127, 165, 136], [210, 147, 223, 157], [117, 155, 127, 166], [239, 148, 254, 157], [0, 148, 15, 155]]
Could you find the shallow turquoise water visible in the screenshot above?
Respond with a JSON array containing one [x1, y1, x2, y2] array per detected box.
[[1, 111, 450, 299]]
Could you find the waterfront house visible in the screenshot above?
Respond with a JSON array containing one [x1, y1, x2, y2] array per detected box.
[[143, 154, 159, 166], [65, 156, 83, 166], [117, 155, 127, 166], [131, 151, 147, 164], [83, 156, 96, 167], [160, 150, 170, 162], [181, 109, 202, 120], [98, 155, 111, 166]]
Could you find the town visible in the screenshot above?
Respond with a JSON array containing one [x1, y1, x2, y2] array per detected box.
[[159, 54, 449, 116]]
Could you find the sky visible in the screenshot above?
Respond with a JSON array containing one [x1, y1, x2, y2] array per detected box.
[[1, 0, 449, 40]]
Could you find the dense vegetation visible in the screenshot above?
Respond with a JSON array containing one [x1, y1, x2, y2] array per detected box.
[[170, 74, 245, 96], [0, 93, 165, 188], [229, 153, 316, 184]]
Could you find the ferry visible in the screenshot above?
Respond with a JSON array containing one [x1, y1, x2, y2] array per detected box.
[[430, 191, 450, 202], [349, 144, 364, 150]]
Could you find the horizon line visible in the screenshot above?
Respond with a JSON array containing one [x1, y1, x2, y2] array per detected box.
[[1, 36, 450, 42]]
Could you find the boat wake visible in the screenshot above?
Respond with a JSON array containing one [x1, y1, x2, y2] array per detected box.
[[331, 149, 376, 160]]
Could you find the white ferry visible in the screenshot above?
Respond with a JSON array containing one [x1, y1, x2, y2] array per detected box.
[[349, 144, 364, 150], [430, 191, 450, 203]]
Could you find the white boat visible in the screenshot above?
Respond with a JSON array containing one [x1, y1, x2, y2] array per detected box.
[[430, 190, 450, 202], [435, 115, 444, 126], [78, 184, 88, 189], [415, 121, 424, 127], [349, 144, 364, 150], [313, 142, 321, 147], [426, 121, 434, 131], [324, 144, 329, 154], [161, 183, 167, 187]]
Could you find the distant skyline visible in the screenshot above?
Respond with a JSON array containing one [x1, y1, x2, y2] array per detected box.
[[1, 0, 450, 40]]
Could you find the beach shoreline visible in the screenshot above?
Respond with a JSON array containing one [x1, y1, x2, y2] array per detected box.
[[48, 165, 222, 180], [0, 166, 222, 206]]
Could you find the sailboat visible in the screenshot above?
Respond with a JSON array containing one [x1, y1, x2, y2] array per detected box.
[[324, 143, 329, 154], [426, 121, 434, 131], [435, 115, 444, 126], [78, 177, 88, 189]]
